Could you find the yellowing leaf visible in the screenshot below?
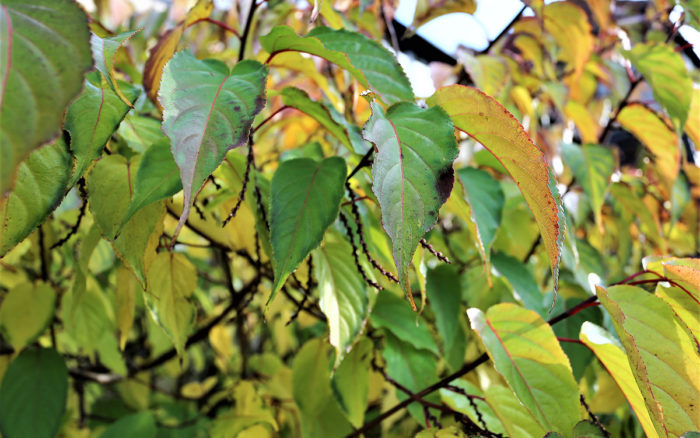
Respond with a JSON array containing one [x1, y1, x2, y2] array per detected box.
[[142, 0, 213, 108], [685, 87, 700, 146], [115, 267, 138, 350], [596, 285, 700, 436], [211, 381, 278, 437], [145, 252, 197, 355], [484, 384, 547, 438], [579, 322, 659, 438], [617, 104, 680, 194], [0, 282, 56, 351], [410, 0, 476, 35], [467, 303, 581, 434], [564, 101, 598, 144], [429, 85, 565, 294], [543, 2, 594, 80]]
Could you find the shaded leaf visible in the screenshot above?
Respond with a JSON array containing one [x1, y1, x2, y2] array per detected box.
[[0, 0, 92, 194], [492, 252, 546, 317], [429, 85, 565, 294], [467, 303, 581, 434], [0, 282, 56, 352], [90, 29, 140, 106], [101, 412, 156, 438], [269, 157, 346, 304], [426, 265, 466, 370], [116, 266, 138, 351], [331, 338, 372, 427], [210, 381, 278, 437], [364, 102, 458, 306], [160, 50, 267, 242], [0, 139, 71, 256], [371, 291, 438, 355]]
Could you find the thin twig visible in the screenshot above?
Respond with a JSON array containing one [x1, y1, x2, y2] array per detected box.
[[286, 256, 314, 325], [204, 17, 240, 37], [223, 141, 254, 227], [580, 394, 611, 437], [52, 178, 87, 249], [339, 212, 383, 289], [420, 238, 451, 264]]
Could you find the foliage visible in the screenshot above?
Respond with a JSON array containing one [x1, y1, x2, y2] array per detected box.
[[0, 0, 698, 437]]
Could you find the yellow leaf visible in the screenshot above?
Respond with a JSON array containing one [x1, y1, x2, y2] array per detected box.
[[543, 2, 594, 79], [617, 104, 680, 194], [429, 85, 565, 294], [685, 87, 700, 148], [564, 101, 598, 144], [116, 266, 138, 350], [409, 0, 476, 35], [0, 282, 55, 351]]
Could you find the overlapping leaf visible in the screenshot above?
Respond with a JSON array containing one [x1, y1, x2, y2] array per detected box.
[[467, 303, 582, 434], [0, 282, 56, 352], [429, 85, 565, 294], [331, 338, 372, 427], [363, 102, 458, 306], [159, 50, 267, 242], [0, 0, 92, 195], [269, 157, 346, 304], [90, 29, 140, 106], [492, 252, 546, 317], [485, 384, 546, 438], [371, 291, 438, 354], [596, 285, 700, 436]]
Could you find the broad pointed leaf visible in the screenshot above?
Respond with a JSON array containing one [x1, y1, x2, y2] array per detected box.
[[65, 71, 140, 186], [331, 338, 372, 427], [160, 50, 267, 242], [314, 235, 372, 366], [625, 43, 692, 127], [145, 252, 197, 355], [269, 157, 346, 304], [560, 144, 615, 229], [0, 348, 68, 438], [429, 85, 565, 294], [363, 102, 458, 306], [467, 303, 582, 434], [0, 0, 92, 195], [596, 285, 700, 436], [0, 139, 71, 256], [0, 282, 56, 352], [90, 29, 140, 106], [371, 291, 438, 355], [579, 322, 659, 438], [261, 26, 413, 104]]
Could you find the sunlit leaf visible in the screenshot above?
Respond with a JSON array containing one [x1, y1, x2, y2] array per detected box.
[[439, 380, 506, 435], [160, 50, 267, 242], [429, 85, 565, 294], [484, 384, 546, 438], [467, 303, 581, 434], [543, 1, 594, 79], [409, 0, 476, 35], [363, 102, 458, 306], [0, 282, 55, 352], [596, 285, 700, 436], [0, 0, 92, 195]]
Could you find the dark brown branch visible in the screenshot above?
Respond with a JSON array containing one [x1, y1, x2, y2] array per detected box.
[[52, 178, 87, 249], [237, 0, 259, 62], [580, 394, 611, 437], [203, 17, 240, 38], [286, 256, 314, 325], [479, 5, 526, 54], [338, 211, 383, 290], [420, 238, 451, 264]]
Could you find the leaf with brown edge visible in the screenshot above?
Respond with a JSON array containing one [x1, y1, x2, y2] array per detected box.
[[142, 0, 213, 110], [428, 85, 565, 301]]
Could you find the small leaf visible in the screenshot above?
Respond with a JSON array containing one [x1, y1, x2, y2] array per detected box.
[[314, 234, 372, 366], [467, 303, 582, 434], [159, 50, 267, 242], [143, 0, 214, 107], [90, 29, 140, 106], [65, 71, 140, 186], [0, 348, 68, 438], [145, 252, 197, 355], [0, 139, 71, 256], [429, 85, 565, 294], [0, 282, 56, 352], [261, 26, 413, 104], [543, 1, 593, 80], [426, 265, 466, 370], [364, 102, 458, 306], [596, 285, 700, 436], [579, 322, 659, 438], [371, 291, 438, 355], [625, 43, 693, 127], [0, 0, 92, 195], [331, 338, 372, 427], [560, 144, 615, 229], [100, 412, 157, 438], [269, 157, 346, 304]]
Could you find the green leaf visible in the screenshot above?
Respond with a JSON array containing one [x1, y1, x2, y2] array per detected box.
[[573, 420, 608, 438], [269, 157, 346, 304], [64, 277, 110, 354], [492, 252, 546, 317], [90, 30, 140, 106], [429, 85, 565, 295], [117, 114, 166, 154], [159, 50, 267, 241], [579, 322, 659, 438], [371, 291, 438, 355], [331, 338, 372, 428], [120, 139, 182, 228], [261, 26, 413, 104], [280, 87, 354, 150], [560, 144, 615, 229], [0, 0, 92, 195], [210, 381, 278, 437], [625, 43, 692, 127], [363, 102, 458, 306], [0, 348, 68, 438], [65, 71, 140, 186], [467, 303, 582, 434], [439, 380, 506, 435], [426, 265, 466, 370], [145, 252, 197, 355], [292, 339, 352, 438], [0, 282, 56, 352], [484, 384, 547, 438], [382, 331, 439, 422], [100, 412, 156, 438], [0, 138, 71, 256], [458, 167, 504, 271], [596, 285, 700, 436], [314, 234, 372, 365]]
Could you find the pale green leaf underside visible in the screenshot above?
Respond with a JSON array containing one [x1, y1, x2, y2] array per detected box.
[[0, 0, 92, 195], [90, 29, 140, 105], [561, 143, 614, 228], [458, 167, 504, 265], [371, 291, 438, 355]]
